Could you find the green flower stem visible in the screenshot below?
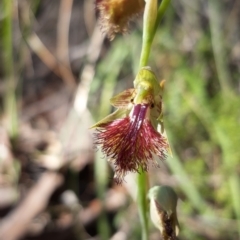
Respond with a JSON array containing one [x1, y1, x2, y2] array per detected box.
[[139, 0, 157, 68], [138, 1, 171, 239], [140, 0, 171, 68], [137, 169, 149, 240]]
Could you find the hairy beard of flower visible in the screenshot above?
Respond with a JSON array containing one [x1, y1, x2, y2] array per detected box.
[[94, 104, 168, 184], [96, 0, 145, 40]]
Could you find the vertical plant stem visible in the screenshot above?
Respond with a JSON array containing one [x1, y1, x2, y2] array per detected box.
[[139, 0, 157, 68], [138, 1, 156, 237], [139, 0, 171, 68], [94, 151, 110, 240], [137, 1, 171, 239], [137, 169, 149, 240]]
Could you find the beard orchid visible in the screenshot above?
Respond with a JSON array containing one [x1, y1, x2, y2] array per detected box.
[[91, 67, 171, 183]]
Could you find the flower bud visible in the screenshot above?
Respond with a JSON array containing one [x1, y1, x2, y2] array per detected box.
[[148, 186, 180, 239], [96, 0, 145, 40]]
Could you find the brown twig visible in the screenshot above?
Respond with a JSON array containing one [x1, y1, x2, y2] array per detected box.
[[56, 0, 76, 88], [0, 172, 63, 240], [74, 23, 105, 114]]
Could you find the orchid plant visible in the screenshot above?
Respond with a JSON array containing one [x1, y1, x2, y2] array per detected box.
[[92, 67, 170, 183], [93, 0, 175, 239]]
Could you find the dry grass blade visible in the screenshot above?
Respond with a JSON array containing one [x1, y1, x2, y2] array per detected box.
[[74, 23, 105, 114], [27, 33, 76, 88]]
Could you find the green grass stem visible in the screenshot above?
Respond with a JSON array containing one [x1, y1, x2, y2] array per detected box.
[[1, 0, 18, 138], [208, 0, 231, 94]]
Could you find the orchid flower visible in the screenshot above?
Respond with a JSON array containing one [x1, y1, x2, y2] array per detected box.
[[92, 67, 171, 183]]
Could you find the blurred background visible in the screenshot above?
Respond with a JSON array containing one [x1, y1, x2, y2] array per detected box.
[[0, 0, 240, 239]]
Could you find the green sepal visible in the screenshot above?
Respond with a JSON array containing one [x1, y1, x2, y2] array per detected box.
[[110, 88, 136, 108], [90, 108, 128, 129], [156, 118, 173, 157]]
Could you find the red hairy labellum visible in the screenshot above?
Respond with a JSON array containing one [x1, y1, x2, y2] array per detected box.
[[94, 104, 168, 183]]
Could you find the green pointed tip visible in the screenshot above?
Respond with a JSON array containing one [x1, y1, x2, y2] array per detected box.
[[90, 109, 127, 129]]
